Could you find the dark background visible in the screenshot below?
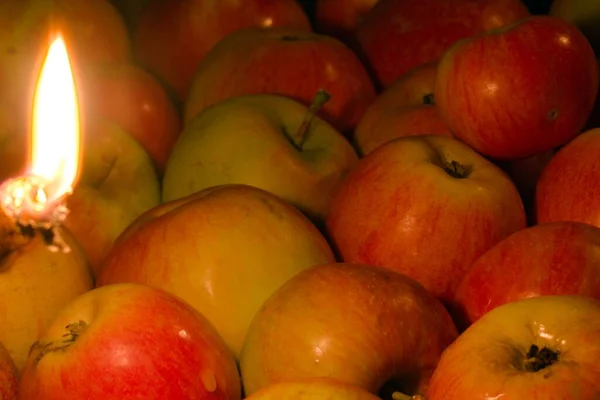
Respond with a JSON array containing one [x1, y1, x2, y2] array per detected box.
[[296, 0, 555, 19]]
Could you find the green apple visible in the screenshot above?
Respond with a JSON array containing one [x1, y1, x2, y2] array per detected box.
[[64, 118, 161, 276], [162, 93, 359, 225]]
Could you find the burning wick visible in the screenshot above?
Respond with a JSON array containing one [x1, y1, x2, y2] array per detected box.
[[0, 34, 80, 253], [0, 175, 70, 252]]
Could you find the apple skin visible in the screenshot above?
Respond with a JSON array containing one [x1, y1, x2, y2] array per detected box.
[[452, 221, 600, 330], [326, 135, 526, 306], [427, 295, 600, 399], [18, 283, 241, 400], [245, 378, 381, 400], [353, 62, 452, 155], [435, 15, 599, 160], [163, 94, 359, 224], [63, 118, 161, 277], [240, 262, 458, 396], [0, 227, 93, 371], [550, 0, 600, 56], [0, 342, 17, 400], [314, 0, 379, 46], [81, 63, 181, 176], [133, 0, 311, 102], [536, 128, 600, 228], [96, 184, 336, 359], [355, 0, 530, 88], [184, 27, 377, 135]]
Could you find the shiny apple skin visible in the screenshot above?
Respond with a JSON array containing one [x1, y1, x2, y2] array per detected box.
[[435, 16, 599, 160], [427, 295, 600, 399]]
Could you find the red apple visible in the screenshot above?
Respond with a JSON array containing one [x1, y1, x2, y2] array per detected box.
[[435, 15, 599, 160], [240, 262, 458, 397], [133, 0, 311, 102], [18, 283, 241, 399], [326, 135, 526, 306], [0, 342, 17, 400], [184, 27, 377, 135], [353, 62, 452, 155], [314, 0, 379, 45], [452, 221, 600, 330], [536, 128, 600, 227], [81, 63, 181, 175], [355, 0, 530, 88], [427, 295, 600, 399], [498, 149, 557, 225]]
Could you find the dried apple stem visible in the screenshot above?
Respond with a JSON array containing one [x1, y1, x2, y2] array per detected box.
[[291, 89, 331, 150]]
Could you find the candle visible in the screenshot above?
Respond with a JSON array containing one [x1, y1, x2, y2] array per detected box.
[[0, 34, 80, 253]]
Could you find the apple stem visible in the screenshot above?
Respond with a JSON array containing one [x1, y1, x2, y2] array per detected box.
[[423, 93, 435, 105], [291, 89, 331, 150]]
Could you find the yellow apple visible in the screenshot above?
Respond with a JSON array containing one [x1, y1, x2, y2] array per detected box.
[[96, 184, 336, 359], [0, 220, 92, 371], [245, 378, 381, 400], [64, 118, 161, 276]]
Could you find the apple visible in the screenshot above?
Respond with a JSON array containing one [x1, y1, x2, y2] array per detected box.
[[240, 262, 458, 397], [0, 342, 17, 400], [452, 221, 600, 330], [133, 0, 311, 102], [18, 283, 241, 399], [63, 118, 161, 276], [0, 220, 92, 371], [314, 0, 379, 46], [326, 135, 526, 306], [184, 27, 377, 135], [353, 61, 452, 155], [427, 295, 600, 399], [498, 149, 557, 225], [109, 0, 152, 32], [550, 0, 600, 56], [163, 93, 358, 225], [536, 128, 600, 227], [355, 0, 530, 88], [245, 378, 381, 400], [80, 63, 181, 176], [435, 15, 599, 160], [96, 184, 336, 359]]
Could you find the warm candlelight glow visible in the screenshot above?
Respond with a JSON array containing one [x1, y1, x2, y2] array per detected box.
[[0, 33, 80, 248], [31, 34, 80, 201]]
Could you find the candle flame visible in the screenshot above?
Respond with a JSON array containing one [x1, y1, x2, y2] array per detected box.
[[30, 34, 80, 199], [0, 33, 80, 232]]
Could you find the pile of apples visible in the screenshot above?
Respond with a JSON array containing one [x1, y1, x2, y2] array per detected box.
[[0, 0, 600, 398]]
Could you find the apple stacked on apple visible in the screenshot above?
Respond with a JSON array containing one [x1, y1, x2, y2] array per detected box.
[[353, 61, 452, 156], [427, 295, 600, 399], [183, 26, 377, 135], [0, 342, 17, 400], [133, 0, 311, 102], [79, 62, 181, 176], [163, 93, 358, 225], [18, 283, 241, 399], [536, 128, 600, 228], [452, 221, 600, 330], [355, 0, 530, 88], [97, 184, 336, 359], [435, 15, 599, 160], [326, 134, 526, 306], [240, 262, 458, 397]]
